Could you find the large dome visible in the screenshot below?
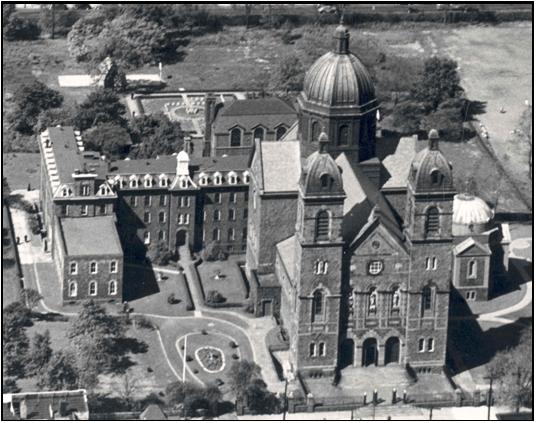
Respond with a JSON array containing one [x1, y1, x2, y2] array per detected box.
[[302, 25, 376, 108], [453, 193, 493, 224]]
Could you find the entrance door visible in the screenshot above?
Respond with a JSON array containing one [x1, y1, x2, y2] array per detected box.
[[385, 337, 400, 365], [340, 339, 355, 368], [176, 229, 187, 248], [362, 338, 378, 367], [262, 300, 272, 316]]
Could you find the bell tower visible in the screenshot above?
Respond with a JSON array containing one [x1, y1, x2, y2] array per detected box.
[[291, 132, 346, 377], [404, 129, 456, 372]]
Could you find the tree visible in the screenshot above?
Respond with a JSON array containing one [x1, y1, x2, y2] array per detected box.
[[27, 330, 52, 376], [166, 381, 222, 417], [40, 7, 82, 37], [2, 4, 16, 26], [3, 327, 29, 377], [2, 377, 19, 393], [74, 88, 126, 131], [21, 288, 43, 313], [383, 100, 425, 135], [8, 80, 63, 135], [201, 241, 227, 262], [83, 123, 132, 158], [128, 113, 184, 159], [245, 379, 281, 415], [229, 360, 262, 399], [421, 106, 465, 142], [68, 300, 126, 373], [3, 301, 31, 332], [487, 326, 532, 413], [33, 105, 76, 134], [3, 14, 41, 41], [274, 55, 305, 92], [413, 56, 464, 111], [38, 350, 78, 391], [116, 370, 139, 409], [148, 242, 174, 266], [206, 290, 225, 305]]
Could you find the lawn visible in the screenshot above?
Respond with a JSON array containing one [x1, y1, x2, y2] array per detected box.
[[125, 265, 194, 317], [2, 153, 41, 191], [197, 260, 248, 306]]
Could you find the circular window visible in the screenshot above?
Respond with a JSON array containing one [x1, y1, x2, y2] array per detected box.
[[368, 260, 383, 275], [372, 240, 380, 249]]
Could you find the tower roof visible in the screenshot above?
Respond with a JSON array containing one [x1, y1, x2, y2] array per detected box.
[[300, 132, 344, 196], [409, 129, 454, 193], [301, 24, 376, 108]]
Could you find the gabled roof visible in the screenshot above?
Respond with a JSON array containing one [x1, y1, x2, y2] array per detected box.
[[140, 404, 167, 420], [60, 216, 123, 257], [453, 237, 491, 256], [257, 141, 301, 193], [213, 98, 297, 134], [336, 153, 403, 245], [349, 216, 409, 255], [381, 136, 417, 189]]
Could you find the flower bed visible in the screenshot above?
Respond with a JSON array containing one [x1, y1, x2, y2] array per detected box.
[[195, 346, 225, 373]]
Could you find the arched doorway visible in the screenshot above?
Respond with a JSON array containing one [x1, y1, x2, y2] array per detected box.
[[176, 229, 187, 248], [385, 337, 400, 365], [340, 339, 355, 368], [362, 338, 378, 367]]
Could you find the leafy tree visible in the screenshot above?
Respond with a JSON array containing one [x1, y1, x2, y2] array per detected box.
[[2, 377, 19, 393], [74, 88, 126, 131], [274, 55, 305, 92], [487, 326, 533, 413], [21, 288, 43, 313], [2, 4, 16, 26], [128, 113, 184, 159], [166, 381, 222, 417], [38, 350, 78, 391], [27, 330, 52, 376], [384, 101, 425, 135], [421, 106, 464, 142], [413, 56, 464, 111], [68, 300, 126, 374], [3, 301, 31, 332], [33, 105, 76, 134], [201, 241, 228, 262], [148, 242, 175, 266], [245, 379, 281, 415], [116, 370, 140, 409], [3, 14, 41, 41], [229, 360, 262, 399], [3, 328, 29, 377], [83, 123, 132, 158]]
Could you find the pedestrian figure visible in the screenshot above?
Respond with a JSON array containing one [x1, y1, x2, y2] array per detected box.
[[16, 236, 20, 245], [27, 183, 31, 191], [24, 235, 29, 242]]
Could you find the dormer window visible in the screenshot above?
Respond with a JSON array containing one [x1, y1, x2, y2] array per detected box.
[[199, 173, 208, 186], [62, 188, 68, 196], [276, 126, 287, 140], [129, 176, 139, 188], [118, 178, 125, 189], [159, 174, 169, 187], [179, 177, 188, 189], [144, 175, 153, 188], [228, 171, 237, 185], [213, 172, 222, 185], [430, 169, 443, 186], [242, 171, 250, 184], [253, 126, 265, 141], [230, 128, 242, 147], [320, 174, 334, 189], [81, 185, 90, 196]]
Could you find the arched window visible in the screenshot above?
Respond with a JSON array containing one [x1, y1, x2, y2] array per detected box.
[[392, 286, 401, 310], [108, 280, 117, 295], [311, 121, 320, 143], [89, 281, 97, 296], [276, 126, 287, 140], [422, 286, 433, 311], [213, 228, 220, 241], [468, 260, 477, 278], [318, 342, 326, 356], [338, 124, 350, 145], [312, 290, 324, 322], [253, 127, 265, 141], [230, 128, 242, 147], [315, 210, 330, 241], [68, 281, 77, 297], [425, 207, 440, 234], [309, 343, 316, 357], [320, 174, 333, 189], [368, 288, 377, 314], [430, 169, 443, 186]]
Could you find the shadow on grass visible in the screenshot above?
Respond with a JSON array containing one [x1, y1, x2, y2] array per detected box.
[[123, 263, 159, 301], [491, 258, 532, 299], [465, 100, 487, 120]]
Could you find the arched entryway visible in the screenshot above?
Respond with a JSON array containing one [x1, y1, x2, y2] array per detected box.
[[362, 338, 378, 367], [176, 229, 187, 248], [340, 339, 355, 368], [385, 337, 400, 365]]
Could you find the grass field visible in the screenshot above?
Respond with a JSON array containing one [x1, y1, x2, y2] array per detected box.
[[198, 260, 248, 305], [2, 153, 41, 191]]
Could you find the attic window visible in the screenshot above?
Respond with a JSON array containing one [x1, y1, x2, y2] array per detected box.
[[228, 172, 237, 185], [242, 171, 250, 184], [199, 173, 208, 186], [159, 175, 168, 187], [276, 126, 287, 140], [320, 174, 333, 189], [213, 172, 222, 185], [230, 128, 242, 147], [253, 127, 265, 141], [144, 175, 153, 188], [430, 169, 443, 185]]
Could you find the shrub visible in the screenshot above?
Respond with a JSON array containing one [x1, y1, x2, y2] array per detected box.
[[206, 290, 225, 304], [167, 294, 179, 305], [132, 316, 155, 330], [186, 355, 193, 362], [232, 353, 239, 360], [229, 341, 238, 349], [3, 14, 41, 41], [201, 329, 208, 335], [28, 213, 41, 235]]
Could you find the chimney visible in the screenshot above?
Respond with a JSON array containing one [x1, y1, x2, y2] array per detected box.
[[204, 94, 216, 142], [20, 399, 28, 419]]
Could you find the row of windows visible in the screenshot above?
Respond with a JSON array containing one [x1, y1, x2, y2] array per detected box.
[[128, 192, 247, 208], [314, 260, 328, 275], [310, 121, 351, 145], [229, 126, 287, 147], [68, 280, 117, 297], [204, 208, 247, 222], [60, 204, 108, 217], [203, 228, 248, 243], [198, 171, 249, 186], [309, 342, 326, 357], [418, 338, 435, 352], [116, 171, 250, 189], [70, 261, 117, 275]]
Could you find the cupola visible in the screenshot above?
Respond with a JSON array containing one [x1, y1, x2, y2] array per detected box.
[[176, 150, 190, 177]]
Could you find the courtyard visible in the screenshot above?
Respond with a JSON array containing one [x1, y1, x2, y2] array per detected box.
[[197, 258, 249, 307]]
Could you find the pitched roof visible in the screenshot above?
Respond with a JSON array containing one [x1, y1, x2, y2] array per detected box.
[[60, 216, 123, 257], [213, 98, 297, 134], [258, 141, 301, 193], [46, 126, 83, 184], [336, 153, 403, 244], [276, 235, 296, 282], [381, 136, 418, 189], [140, 404, 167, 420], [2, 389, 89, 420], [453, 237, 491, 256]]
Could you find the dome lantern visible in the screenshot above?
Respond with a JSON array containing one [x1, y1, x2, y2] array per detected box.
[[334, 17, 350, 54]]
